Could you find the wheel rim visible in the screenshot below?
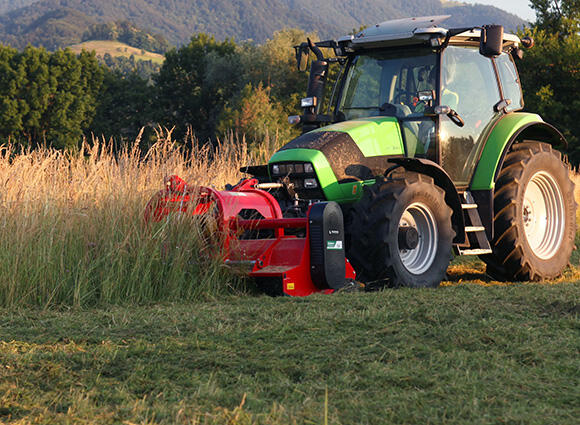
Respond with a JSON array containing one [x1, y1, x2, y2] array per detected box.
[[522, 171, 565, 260], [398, 202, 438, 274]]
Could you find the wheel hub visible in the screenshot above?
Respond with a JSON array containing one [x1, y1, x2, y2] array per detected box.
[[398, 202, 438, 275], [398, 226, 419, 250]]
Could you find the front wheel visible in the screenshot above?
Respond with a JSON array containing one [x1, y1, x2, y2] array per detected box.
[[481, 142, 576, 280], [347, 173, 454, 288]]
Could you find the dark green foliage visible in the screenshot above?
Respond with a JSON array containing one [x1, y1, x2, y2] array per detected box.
[[518, 0, 580, 162], [0, 45, 103, 148], [101, 53, 161, 79], [0, 0, 525, 49], [0, 7, 97, 50], [82, 21, 170, 54], [529, 0, 580, 35], [93, 69, 157, 144], [155, 34, 243, 142]]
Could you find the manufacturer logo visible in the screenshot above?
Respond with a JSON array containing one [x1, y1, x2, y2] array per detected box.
[[327, 240, 343, 250]]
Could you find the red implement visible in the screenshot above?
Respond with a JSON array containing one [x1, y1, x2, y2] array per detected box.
[[145, 175, 355, 296]]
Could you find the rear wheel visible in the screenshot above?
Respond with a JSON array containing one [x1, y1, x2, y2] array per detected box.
[[481, 142, 576, 280], [347, 173, 454, 288]]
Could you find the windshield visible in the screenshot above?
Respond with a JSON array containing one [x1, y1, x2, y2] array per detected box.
[[337, 48, 438, 121]]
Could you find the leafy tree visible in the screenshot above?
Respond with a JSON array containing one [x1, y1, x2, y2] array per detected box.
[[239, 29, 310, 117], [92, 69, 157, 146], [0, 46, 103, 148], [0, 45, 27, 136], [528, 0, 579, 35], [218, 82, 299, 151], [82, 21, 171, 54], [518, 0, 580, 162], [101, 53, 161, 79], [155, 33, 242, 143]]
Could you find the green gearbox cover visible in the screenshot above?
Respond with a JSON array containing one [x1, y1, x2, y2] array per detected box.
[[269, 117, 405, 202]]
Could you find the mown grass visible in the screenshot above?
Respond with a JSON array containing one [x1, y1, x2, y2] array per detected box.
[[0, 283, 578, 424]]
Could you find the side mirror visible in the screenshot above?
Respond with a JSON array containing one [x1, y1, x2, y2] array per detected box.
[[294, 43, 309, 72], [417, 90, 435, 105], [479, 25, 504, 57]]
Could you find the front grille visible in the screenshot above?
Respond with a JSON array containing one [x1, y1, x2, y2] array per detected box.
[[270, 161, 325, 200]]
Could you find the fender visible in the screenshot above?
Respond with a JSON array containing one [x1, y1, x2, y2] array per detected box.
[[390, 157, 465, 244], [471, 112, 567, 191]]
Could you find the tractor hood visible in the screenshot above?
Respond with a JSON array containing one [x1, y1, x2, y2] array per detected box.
[[270, 117, 404, 181], [268, 117, 405, 201]]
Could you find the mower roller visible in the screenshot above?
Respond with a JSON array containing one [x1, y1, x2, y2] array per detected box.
[[146, 16, 576, 295]]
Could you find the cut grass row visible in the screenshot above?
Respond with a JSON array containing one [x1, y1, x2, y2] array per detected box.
[[1, 282, 578, 424]]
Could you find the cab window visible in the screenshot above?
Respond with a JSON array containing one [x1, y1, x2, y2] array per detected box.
[[495, 53, 524, 111]]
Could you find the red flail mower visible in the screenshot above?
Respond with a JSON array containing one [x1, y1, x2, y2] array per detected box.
[[144, 175, 356, 296]]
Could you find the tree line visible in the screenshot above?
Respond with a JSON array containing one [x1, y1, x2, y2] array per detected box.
[[0, 0, 578, 162]]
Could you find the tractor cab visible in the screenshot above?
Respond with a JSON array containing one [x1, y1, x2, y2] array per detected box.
[[292, 15, 529, 187]]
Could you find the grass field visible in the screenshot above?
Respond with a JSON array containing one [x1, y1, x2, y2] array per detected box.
[[0, 133, 578, 424], [1, 282, 579, 424], [68, 40, 165, 64]]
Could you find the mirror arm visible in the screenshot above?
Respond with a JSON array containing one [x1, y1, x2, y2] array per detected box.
[[447, 109, 465, 127]]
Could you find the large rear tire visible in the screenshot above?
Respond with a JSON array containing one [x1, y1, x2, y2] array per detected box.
[[481, 142, 576, 280], [347, 173, 454, 288]]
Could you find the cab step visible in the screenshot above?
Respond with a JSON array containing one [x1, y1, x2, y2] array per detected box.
[[461, 203, 478, 210], [457, 248, 493, 255], [456, 192, 492, 256]]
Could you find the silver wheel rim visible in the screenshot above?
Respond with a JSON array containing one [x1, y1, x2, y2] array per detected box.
[[522, 171, 565, 260], [398, 202, 438, 274]]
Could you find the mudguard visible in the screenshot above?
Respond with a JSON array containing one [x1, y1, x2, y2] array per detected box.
[[471, 112, 567, 190]]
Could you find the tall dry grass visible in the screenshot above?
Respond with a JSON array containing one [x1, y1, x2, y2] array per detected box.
[[0, 128, 275, 308]]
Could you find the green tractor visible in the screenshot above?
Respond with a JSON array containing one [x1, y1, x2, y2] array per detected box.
[[264, 15, 576, 288], [148, 15, 576, 292]]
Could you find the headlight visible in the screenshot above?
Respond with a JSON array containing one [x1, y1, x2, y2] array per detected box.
[[301, 97, 317, 108], [304, 178, 318, 188], [271, 162, 314, 176]]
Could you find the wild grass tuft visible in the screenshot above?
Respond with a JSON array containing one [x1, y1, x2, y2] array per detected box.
[[0, 129, 275, 308]]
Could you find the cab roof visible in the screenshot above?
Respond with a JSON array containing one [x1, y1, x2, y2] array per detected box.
[[337, 15, 521, 50]]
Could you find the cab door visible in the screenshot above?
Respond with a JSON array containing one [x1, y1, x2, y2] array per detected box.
[[438, 46, 502, 186]]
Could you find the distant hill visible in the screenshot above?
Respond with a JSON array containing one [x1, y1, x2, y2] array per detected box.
[[68, 40, 164, 65], [0, 0, 37, 14], [69, 40, 164, 78], [0, 0, 528, 50]]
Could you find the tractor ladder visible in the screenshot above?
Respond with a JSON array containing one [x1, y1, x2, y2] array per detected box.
[[456, 191, 493, 256]]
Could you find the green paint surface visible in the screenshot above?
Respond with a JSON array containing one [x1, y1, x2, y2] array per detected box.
[[471, 113, 543, 190], [270, 118, 405, 202], [315, 117, 405, 157]]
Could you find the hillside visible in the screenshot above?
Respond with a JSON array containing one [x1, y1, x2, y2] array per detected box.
[[68, 40, 164, 64], [0, 0, 36, 14], [0, 0, 527, 50]]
